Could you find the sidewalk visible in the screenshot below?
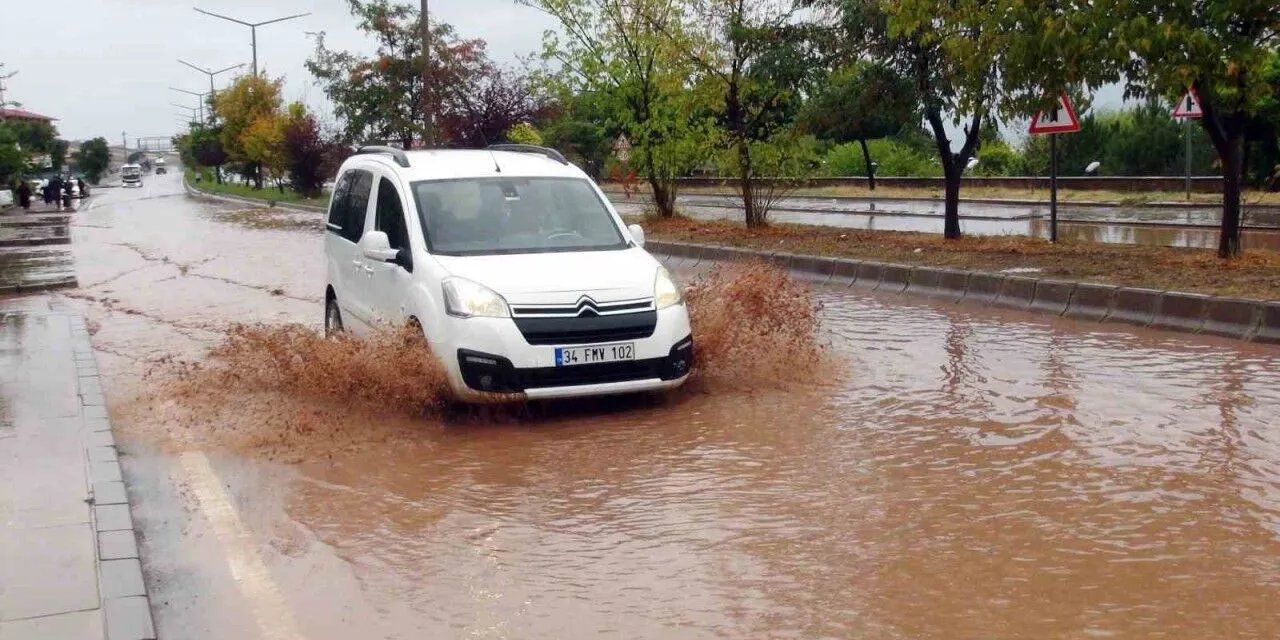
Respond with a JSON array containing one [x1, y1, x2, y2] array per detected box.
[[0, 200, 79, 294], [0, 296, 155, 639]]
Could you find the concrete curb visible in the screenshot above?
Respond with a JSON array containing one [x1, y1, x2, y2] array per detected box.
[[70, 315, 157, 640], [183, 177, 327, 214], [645, 239, 1280, 344], [0, 277, 79, 295]]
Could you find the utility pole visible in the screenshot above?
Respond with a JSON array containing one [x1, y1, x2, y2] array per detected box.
[[192, 8, 310, 77], [121, 132, 127, 155], [0, 64, 17, 107], [420, 0, 434, 147]]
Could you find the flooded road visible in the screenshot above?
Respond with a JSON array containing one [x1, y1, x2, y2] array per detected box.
[[64, 171, 1280, 638], [609, 193, 1280, 250]]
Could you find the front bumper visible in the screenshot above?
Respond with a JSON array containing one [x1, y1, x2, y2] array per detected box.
[[457, 335, 693, 396]]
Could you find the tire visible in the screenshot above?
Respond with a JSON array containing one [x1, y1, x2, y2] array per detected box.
[[325, 297, 344, 336]]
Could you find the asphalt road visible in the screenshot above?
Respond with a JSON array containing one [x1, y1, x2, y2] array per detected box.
[[61, 169, 1280, 639]]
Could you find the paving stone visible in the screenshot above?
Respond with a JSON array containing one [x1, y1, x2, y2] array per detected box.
[[81, 392, 106, 406], [87, 429, 116, 447], [829, 258, 861, 286], [935, 269, 970, 302], [100, 559, 146, 598], [853, 261, 884, 288], [1029, 280, 1076, 316], [995, 276, 1037, 309], [85, 416, 113, 432], [1252, 302, 1280, 344], [963, 272, 1004, 304], [91, 460, 123, 483], [0, 609, 103, 639], [0, 523, 99, 620], [94, 480, 129, 506], [1200, 298, 1262, 339], [83, 405, 108, 419], [1109, 287, 1163, 327], [88, 445, 118, 463], [1064, 283, 1118, 322], [1151, 292, 1210, 333], [877, 264, 911, 293], [94, 504, 133, 531], [99, 530, 140, 560], [105, 596, 156, 640]]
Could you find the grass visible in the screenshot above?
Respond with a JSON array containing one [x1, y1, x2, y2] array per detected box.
[[631, 214, 1280, 301], [604, 183, 1280, 207], [186, 169, 330, 209]]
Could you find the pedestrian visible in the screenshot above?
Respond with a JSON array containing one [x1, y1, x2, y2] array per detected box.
[[17, 180, 32, 210], [48, 175, 63, 210], [77, 178, 88, 198], [62, 178, 73, 210]]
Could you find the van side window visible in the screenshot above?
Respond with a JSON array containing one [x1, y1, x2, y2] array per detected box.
[[375, 177, 412, 271], [345, 170, 374, 243], [327, 171, 353, 234]]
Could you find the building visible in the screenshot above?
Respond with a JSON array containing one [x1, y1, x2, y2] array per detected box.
[[0, 107, 56, 125]]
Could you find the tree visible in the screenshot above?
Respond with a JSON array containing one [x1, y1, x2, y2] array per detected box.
[[662, 0, 817, 226], [49, 139, 69, 172], [241, 112, 288, 192], [283, 103, 347, 197], [73, 138, 111, 184], [439, 68, 550, 147], [214, 74, 284, 189], [800, 61, 917, 189], [192, 126, 230, 183], [505, 122, 544, 145], [307, 0, 490, 149], [1106, 0, 1280, 257], [528, 0, 716, 218]]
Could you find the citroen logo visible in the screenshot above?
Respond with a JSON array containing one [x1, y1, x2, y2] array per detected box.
[[574, 295, 600, 317]]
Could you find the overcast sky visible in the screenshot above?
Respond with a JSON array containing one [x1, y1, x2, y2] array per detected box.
[[4, 0, 555, 142], [4, 0, 1127, 147]]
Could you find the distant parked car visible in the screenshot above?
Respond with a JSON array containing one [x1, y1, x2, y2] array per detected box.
[[155, 166, 167, 175]]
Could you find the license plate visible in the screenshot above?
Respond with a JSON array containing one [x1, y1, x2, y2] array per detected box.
[[555, 343, 635, 367]]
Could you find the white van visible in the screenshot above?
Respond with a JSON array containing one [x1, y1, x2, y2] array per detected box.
[[323, 145, 694, 401]]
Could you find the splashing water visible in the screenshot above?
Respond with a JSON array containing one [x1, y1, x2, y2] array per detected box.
[[126, 261, 823, 458]]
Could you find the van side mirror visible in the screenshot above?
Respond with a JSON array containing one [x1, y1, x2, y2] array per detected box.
[[361, 231, 400, 262], [627, 224, 646, 248]]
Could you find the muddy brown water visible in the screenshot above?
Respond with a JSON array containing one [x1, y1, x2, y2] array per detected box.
[[60, 173, 1280, 639]]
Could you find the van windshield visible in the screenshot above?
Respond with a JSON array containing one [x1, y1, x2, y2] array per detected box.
[[412, 177, 627, 256]]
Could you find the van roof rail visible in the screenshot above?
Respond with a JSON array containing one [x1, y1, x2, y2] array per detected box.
[[486, 144, 568, 165], [355, 145, 410, 168]]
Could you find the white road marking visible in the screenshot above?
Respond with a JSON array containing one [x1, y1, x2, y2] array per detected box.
[[179, 452, 306, 640]]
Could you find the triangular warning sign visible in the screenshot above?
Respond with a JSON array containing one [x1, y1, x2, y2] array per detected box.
[[1029, 93, 1081, 135], [1172, 88, 1204, 119]]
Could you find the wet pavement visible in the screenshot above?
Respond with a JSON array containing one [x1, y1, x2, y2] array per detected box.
[[57, 170, 1280, 638], [608, 193, 1280, 250]]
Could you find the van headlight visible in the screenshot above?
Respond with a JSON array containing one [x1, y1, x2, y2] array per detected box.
[[654, 267, 683, 309], [443, 278, 511, 318]]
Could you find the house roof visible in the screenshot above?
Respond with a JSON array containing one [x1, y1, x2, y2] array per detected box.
[[0, 107, 57, 122]]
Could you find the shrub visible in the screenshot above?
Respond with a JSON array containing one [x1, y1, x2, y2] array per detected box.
[[822, 139, 940, 177]]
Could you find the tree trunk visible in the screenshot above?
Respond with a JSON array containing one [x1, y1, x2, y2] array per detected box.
[[737, 136, 761, 227], [858, 138, 876, 191], [649, 175, 676, 218], [942, 161, 961, 239], [1219, 137, 1243, 258]]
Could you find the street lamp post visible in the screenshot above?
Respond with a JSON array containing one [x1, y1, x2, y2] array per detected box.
[[170, 87, 211, 124], [192, 8, 310, 77], [177, 60, 243, 104]]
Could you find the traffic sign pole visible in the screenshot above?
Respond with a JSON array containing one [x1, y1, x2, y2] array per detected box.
[[1050, 133, 1058, 243], [1185, 118, 1192, 200]]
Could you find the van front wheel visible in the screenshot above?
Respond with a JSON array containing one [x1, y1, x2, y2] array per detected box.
[[325, 298, 344, 336]]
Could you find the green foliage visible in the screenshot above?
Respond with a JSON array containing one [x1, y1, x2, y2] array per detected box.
[[73, 138, 111, 184], [822, 139, 940, 177], [307, 0, 495, 148], [1021, 103, 1218, 176], [973, 140, 1025, 177], [529, 0, 716, 216], [801, 62, 917, 144], [505, 122, 543, 145]]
